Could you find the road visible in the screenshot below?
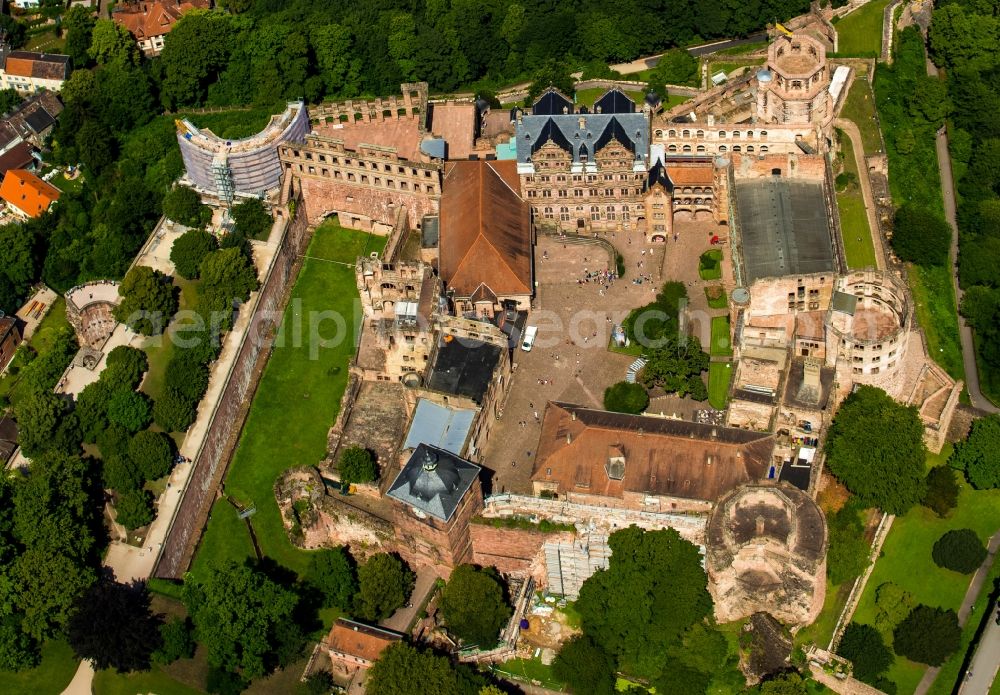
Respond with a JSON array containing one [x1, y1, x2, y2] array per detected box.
[[926, 55, 999, 412], [961, 602, 1000, 695], [915, 531, 1000, 695], [609, 33, 767, 75]]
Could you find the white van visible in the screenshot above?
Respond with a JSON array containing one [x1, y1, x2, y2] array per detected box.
[[521, 325, 538, 352]]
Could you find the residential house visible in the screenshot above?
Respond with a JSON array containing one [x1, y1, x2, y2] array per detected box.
[[113, 0, 212, 56], [0, 50, 70, 94], [325, 618, 401, 678], [0, 316, 22, 372], [0, 169, 59, 218]]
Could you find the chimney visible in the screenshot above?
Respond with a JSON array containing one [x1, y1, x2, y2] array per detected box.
[[571, 410, 576, 421], [755, 515, 765, 536], [566, 431, 572, 444], [711, 428, 718, 439], [562, 105, 569, 115], [578, 116, 586, 130], [596, 105, 602, 114]]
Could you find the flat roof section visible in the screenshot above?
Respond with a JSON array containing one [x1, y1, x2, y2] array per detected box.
[[735, 179, 834, 283]]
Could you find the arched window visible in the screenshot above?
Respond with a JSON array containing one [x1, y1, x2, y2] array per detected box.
[[668, 129, 676, 137], [733, 145, 741, 152], [760, 145, 769, 153], [719, 145, 727, 152], [696, 145, 706, 153], [696, 130, 704, 138], [718, 131, 726, 138], [682, 144, 691, 152], [668, 144, 677, 152], [760, 130, 768, 140], [654, 129, 663, 137], [746, 131, 754, 139], [732, 131, 740, 138], [682, 130, 690, 138], [746, 145, 754, 153]]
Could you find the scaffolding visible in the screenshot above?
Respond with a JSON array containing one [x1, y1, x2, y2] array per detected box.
[[212, 152, 235, 204]]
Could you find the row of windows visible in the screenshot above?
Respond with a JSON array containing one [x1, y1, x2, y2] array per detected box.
[[527, 173, 645, 183], [657, 129, 770, 139], [287, 162, 438, 194], [284, 149, 435, 179], [527, 188, 642, 198], [666, 144, 770, 154]]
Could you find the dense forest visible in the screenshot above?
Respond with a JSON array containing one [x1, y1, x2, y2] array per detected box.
[[929, 0, 1000, 402]]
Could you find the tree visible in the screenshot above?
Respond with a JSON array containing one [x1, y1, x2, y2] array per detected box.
[[440, 565, 512, 648], [824, 386, 927, 514], [873, 582, 915, 642], [922, 465, 959, 517], [826, 501, 869, 585], [932, 529, 987, 573], [0, 15, 27, 50], [67, 580, 162, 672], [170, 229, 217, 279], [229, 199, 272, 241], [89, 19, 139, 66], [366, 642, 478, 695], [116, 489, 155, 530], [893, 606, 961, 666], [306, 547, 357, 611], [13, 390, 65, 457], [603, 381, 650, 414], [339, 446, 377, 485], [163, 186, 210, 229], [107, 389, 152, 433], [104, 345, 149, 391], [114, 266, 179, 336], [77, 119, 116, 174], [128, 431, 174, 482], [153, 389, 198, 433], [836, 623, 893, 685], [891, 205, 952, 267], [63, 5, 95, 68], [102, 453, 142, 493], [0, 89, 22, 116], [184, 561, 304, 680], [0, 614, 39, 672], [640, 335, 710, 400], [153, 618, 196, 665], [526, 60, 574, 101], [552, 634, 617, 695], [197, 248, 259, 326], [575, 526, 712, 680], [354, 553, 414, 622], [0, 221, 38, 314], [758, 672, 809, 695], [651, 48, 699, 87], [303, 671, 334, 695], [950, 413, 1000, 489]]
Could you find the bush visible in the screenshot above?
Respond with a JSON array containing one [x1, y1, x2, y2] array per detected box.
[[836, 171, 857, 191], [339, 446, 376, 485], [950, 413, 1000, 489], [170, 229, 217, 280], [603, 381, 649, 414], [931, 528, 987, 573], [891, 205, 952, 267], [153, 389, 198, 433], [649, 48, 699, 87], [837, 623, 893, 685], [164, 356, 209, 402], [128, 430, 174, 482], [698, 250, 723, 280], [922, 465, 959, 517], [893, 605, 961, 666], [107, 389, 152, 433], [153, 618, 195, 664], [115, 489, 154, 530], [623, 281, 687, 346]]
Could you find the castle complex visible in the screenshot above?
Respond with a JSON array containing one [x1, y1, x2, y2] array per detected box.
[[176, 22, 961, 640]]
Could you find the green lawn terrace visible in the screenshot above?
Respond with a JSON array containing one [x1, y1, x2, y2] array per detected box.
[[191, 221, 385, 580], [832, 0, 894, 57]]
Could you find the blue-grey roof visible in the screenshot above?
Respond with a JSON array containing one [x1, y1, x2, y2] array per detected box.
[[515, 111, 649, 166], [594, 88, 636, 114], [386, 444, 480, 522], [403, 399, 476, 455], [533, 89, 574, 116], [420, 137, 447, 159]]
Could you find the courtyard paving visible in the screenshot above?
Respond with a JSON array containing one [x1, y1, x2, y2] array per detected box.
[[481, 219, 727, 495]]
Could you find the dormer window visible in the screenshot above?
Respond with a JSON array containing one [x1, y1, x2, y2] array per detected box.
[[605, 445, 626, 481]]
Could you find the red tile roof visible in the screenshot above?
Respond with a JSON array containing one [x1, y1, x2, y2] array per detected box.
[[326, 619, 401, 664], [113, 0, 210, 41], [0, 169, 59, 218], [439, 160, 532, 299]]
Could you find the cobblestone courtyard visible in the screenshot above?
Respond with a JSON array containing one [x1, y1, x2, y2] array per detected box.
[[480, 220, 726, 494]]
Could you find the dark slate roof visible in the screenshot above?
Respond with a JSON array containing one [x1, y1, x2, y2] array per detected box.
[[594, 118, 637, 155], [427, 337, 502, 404], [23, 108, 54, 134], [516, 111, 649, 166], [530, 118, 573, 157], [594, 88, 636, 114], [831, 291, 858, 316], [532, 88, 574, 116], [646, 159, 673, 192], [386, 443, 481, 521]]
